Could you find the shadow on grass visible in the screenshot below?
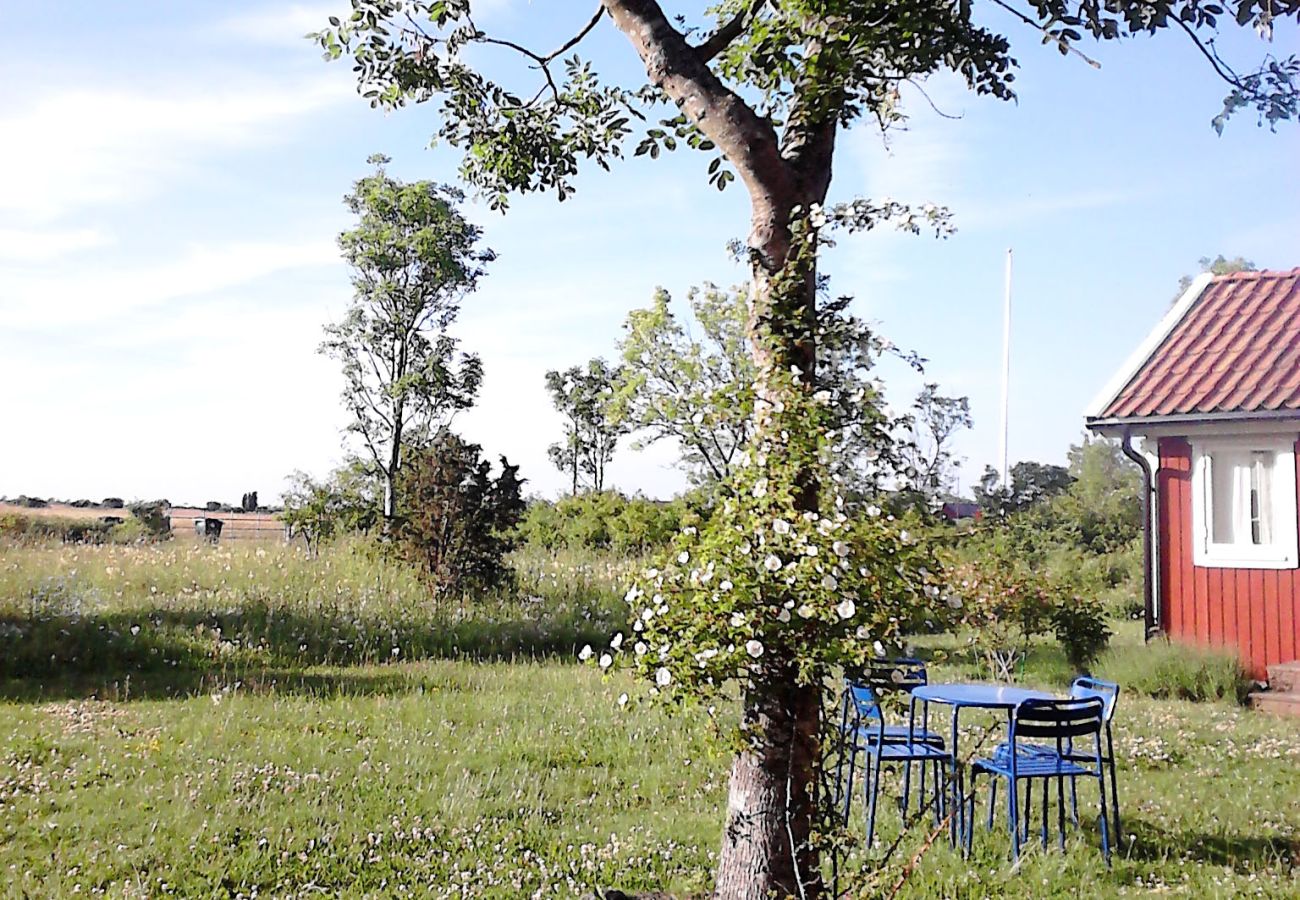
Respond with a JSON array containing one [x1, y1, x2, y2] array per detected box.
[[0, 601, 622, 702], [1123, 818, 1298, 874]]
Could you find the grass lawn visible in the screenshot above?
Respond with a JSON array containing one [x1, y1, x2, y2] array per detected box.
[[1, 542, 1298, 897]]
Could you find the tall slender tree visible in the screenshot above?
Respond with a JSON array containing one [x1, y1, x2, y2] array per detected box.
[[545, 359, 625, 494], [321, 154, 493, 533], [315, 3, 1300, 895]]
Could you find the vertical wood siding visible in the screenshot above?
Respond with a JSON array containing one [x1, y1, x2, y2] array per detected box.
[[1157, 437, 1300, 679]]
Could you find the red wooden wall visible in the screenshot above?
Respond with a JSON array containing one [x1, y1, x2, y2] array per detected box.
[[1157, 437, 1300, 679]]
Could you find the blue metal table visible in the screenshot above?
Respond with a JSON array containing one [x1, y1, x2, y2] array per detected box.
[[911, 683, 1057, 843]]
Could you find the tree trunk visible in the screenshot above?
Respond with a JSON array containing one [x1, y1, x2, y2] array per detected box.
[[716, 672, 824, 900]]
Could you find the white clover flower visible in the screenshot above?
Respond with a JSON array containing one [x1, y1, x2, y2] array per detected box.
[[599, 653, 613, 670], [578, 645, 593, 662], [797, 604, 815, 618], [764, 554, 782, 572], [611, 632, 624, 650], [634, 641, 648, 656], [835, 598, 856, 620], [655, 668, 672, 687], [678, 550, 691, 564], [745, 640, 764, 658], [617, 693, 629, 707], [773, 518, 791, 535], [777, 608, 791, 623], [833, 540, 850, 557], [822, 574, 839, 591]]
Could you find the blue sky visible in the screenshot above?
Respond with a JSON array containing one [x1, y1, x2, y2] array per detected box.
[[1, 2, 1297, 505]]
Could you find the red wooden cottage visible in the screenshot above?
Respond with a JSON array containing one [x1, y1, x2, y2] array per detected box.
[[1086, 268, 1300, 681]]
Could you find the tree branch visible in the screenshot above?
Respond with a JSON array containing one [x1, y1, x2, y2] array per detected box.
[[694, 0, 765, 62], [988, 0, 1102, 69]]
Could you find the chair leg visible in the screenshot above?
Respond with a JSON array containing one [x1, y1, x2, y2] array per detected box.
[[1040, 778, 1049, 849], [866, 752, 884, 849], [964, 768, 978, 856], [902, 759, 913, 817], [1056, 776, 1067, 851], [1107, 755, 1121, 841], [1007, 776, 1021, 861], [841, 748, 857, 824], [1097, 772, 1112, 866], [987, 775, 997, 830], [1022, 780, 1033, 842], [1069, 773, 1079, 825]]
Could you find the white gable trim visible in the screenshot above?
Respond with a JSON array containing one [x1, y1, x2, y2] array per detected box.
[[1084, 272, 1216, 419]]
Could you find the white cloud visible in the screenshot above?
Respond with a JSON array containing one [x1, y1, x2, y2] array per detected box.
[[0, 227, 111, 262], [0, 74, 351, 222], [2, 237, 340, 328]]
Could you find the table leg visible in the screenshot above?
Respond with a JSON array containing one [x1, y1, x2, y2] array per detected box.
[[949, 706, 961, 845]]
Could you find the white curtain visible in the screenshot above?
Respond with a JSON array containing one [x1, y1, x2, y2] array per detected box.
[[1209, 450, 1275, 547], [1254, 452, 1274, 545]]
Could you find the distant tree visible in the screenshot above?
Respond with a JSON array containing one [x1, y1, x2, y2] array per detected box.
[[241, 491, 259, 513], [1055, 435, 1142, 554], [545, 359, 626, 494], [898, 383, 972, 504], [282, 460, 385, 556], [973, 461, 1073, 517], [204, 501, 222, 512], [1175, 254, 1258, 298], [128, 500, 172, 537], [320, 154, 493, 534], [395, 433, 526, 597], [101, 498, 124, 509]]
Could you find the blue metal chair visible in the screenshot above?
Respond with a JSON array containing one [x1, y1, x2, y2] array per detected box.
[[838, 682, 952, 846], [967, 697, 1111, 863], [834, 659, 945, 821], [999, 677, 1121, 841]]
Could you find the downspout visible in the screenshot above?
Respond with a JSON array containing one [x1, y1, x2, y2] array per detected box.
[[1119, 425, 1157, 641]]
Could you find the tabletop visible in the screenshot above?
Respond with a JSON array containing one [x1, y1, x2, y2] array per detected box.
[[911, 683, 1056, 709]]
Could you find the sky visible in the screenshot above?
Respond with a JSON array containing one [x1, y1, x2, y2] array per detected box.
[[1, 1, 1297, 505]]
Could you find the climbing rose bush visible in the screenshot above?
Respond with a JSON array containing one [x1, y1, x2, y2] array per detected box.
[[589, 371, 944, 702]]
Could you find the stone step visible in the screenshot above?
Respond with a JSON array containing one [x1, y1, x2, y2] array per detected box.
[[1266, 661, 1300, 693], [1249, 690, 1300, 718]]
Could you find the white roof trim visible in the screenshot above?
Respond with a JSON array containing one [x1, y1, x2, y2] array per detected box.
[[1084, 271, 1216, 420]]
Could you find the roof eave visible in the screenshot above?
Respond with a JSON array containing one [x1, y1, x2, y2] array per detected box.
[[1082, 272, 1216, 421], [1086, 408, 1300, 433]]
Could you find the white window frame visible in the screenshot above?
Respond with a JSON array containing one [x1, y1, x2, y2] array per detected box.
[[1191, 436, 1299, 569]]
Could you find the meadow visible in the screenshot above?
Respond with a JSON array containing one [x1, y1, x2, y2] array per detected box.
[[1, 539, 1297, 898]]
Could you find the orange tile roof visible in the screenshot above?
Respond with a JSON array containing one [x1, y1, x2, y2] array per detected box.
[[1099, 269, 1300, 420]]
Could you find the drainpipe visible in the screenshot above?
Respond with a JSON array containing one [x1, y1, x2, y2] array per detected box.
[[1120, 425, 1157, 641]]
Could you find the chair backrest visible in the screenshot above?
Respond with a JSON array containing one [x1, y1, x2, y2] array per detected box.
[[1010, 698, 1104, 747], [855, 657, 929, 694], [844, 681, 884, 723], [1070, 676, 1119, 723]]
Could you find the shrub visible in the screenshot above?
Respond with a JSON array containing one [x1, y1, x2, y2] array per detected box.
[[12, 495, 48, 508], [101, 497, 124, 509], [1050, 593, 1113, 672], [518, 492, 687, 554], [1098, 639, 1250, 703], [395, 433, 526, 597], [127, 500, 172, 538], [947, 555, 1055, 681]]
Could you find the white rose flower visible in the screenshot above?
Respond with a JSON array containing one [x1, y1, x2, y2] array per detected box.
[[617, 693, 629, 707], [872, 640, 886, 657], [610, 632, 624, 650], [719, 580, 733, 592], [865, 505, 882, 517], [777, 608, 791, 623], [634, 641, 648, 656], [773, 519, 791, 535], [624, 585, 642, 604], [833, 540, 850, 557], [599, 653, 613, 669], [764, 554, 782, 572], [835, 598, 856, 620], [678, 550, 691, 564], [821, 574, 838, 591], [655, 667, 672, 687], [745, 640, 764, 658], [578, 645, 593, 661], [797, 604, 815, 619], [730, 612, 746, 627]]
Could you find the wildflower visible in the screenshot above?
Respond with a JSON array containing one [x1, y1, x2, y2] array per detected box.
[[946, 595, 964, 609], [836, 598, 856, 620], [617, 693, 629, 707], [773, 519, 791, 535], [634, 641, 648, 656], [599, 653, 613, 670], [745, 640, 764, 658], [797, 604, 815, 618], [730, 612, 746, 627], [624, 585, 642, 604], [719, 579, 733, 591], [764, 554, 782, 572], [610, 632, 624, 650], [391, 646, 400, 657], [873, 640, 886, 657], [866, 505, 882, 517], [578, 645, 594, 662], [822, 574, 838, 591], [678, 550, 690, 564], [655, 668, 672, 687], [899, 530, 912, 543], [752, 479, 768, 499], [777, 608, 791, 623], [833, 540, 850, 557]]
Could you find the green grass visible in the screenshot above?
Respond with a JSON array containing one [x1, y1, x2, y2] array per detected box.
[[1, 540, 1297, 897]]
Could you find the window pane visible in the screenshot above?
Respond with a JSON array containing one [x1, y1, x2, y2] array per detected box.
[[1251, 451, 1274, 545], [1210, 453, 1240, 544]]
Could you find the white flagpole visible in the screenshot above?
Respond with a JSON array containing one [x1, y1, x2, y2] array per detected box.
[[999, 248, 1013, 487]]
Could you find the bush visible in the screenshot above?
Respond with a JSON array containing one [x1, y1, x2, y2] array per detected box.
[[102, 497, 124, 509], [1098, 639, 1251, 703], [12, 495, 48, 508], [128, 500, 172, 538], [518, 492, 687, 554], [1050, 593, 1112, 672]]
